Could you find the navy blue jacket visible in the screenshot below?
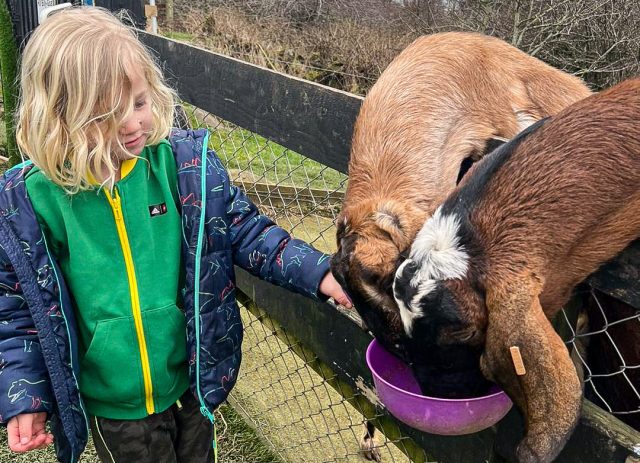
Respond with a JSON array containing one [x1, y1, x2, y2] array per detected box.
[[0, 129, 331, 462]]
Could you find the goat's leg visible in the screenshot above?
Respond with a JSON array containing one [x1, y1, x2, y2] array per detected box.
[[359, 421, 381, 462]]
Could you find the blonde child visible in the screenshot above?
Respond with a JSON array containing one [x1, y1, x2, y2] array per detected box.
[[0, 7, 351, 462]]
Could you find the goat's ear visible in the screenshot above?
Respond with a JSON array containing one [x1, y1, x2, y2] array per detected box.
[[514, 109, 540, 132], [480, 277, 582, 463], [336, 213, 349, 243], [332, 215, 353, 287], [373, 202, 410, 249]]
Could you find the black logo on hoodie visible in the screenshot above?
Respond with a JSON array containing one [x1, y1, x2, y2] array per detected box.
[[149, 203, 167, 217]]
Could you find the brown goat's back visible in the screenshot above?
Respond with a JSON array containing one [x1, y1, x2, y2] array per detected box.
[[394, 78, 640, 463], [345, 32, 591, 213], [469, 78, 640, 312]]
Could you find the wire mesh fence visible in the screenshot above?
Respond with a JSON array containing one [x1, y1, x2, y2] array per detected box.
[[181, 102, 640, 462], [564, 287, 640, 429], [182, 104, 433, 462], [231, 300, 426, 463]]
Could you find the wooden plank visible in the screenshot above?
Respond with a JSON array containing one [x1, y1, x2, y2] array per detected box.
[[495, 401, 640, 462], [588, 240, 640, 310], [236, 268, 507, 462], [235, 268, 640, 462], [140, 32, 362, 174]]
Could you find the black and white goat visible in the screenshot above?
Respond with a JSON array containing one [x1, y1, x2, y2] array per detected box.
[[393, 78, 640, 463]]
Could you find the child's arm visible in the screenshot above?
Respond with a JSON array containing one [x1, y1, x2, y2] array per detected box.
[[225, 180, 348, 302], [0, 248, 55, 451]]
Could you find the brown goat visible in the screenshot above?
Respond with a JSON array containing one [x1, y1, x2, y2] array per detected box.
[[330, 32, 591, 357], [393, 78, 640, 463]]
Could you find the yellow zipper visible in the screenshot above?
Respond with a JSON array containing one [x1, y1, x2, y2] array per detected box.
[[104, 187, 155, 415]]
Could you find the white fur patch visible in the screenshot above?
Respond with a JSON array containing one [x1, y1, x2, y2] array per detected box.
[[513, 108, 538, 132], [409, 207, 469, 284], [394, 260, 436, 336], [393, 208, 468, 336], [397, 297, 419, 336]]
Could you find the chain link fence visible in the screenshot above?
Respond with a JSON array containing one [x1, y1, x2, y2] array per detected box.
[[564, 287, 640, 429], [182, 105, 431, 462]]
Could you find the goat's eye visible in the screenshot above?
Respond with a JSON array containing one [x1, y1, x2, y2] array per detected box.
[[460, 330, 477, 342]]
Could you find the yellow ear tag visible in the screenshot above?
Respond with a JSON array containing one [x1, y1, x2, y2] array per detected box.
[[510, 346, 526, 376]]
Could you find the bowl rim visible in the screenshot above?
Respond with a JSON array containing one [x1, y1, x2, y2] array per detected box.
[[366, 338, 508, 403]]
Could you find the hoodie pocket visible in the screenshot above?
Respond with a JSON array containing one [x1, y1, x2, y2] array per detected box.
[[80, 316, 142, 407], [143, 304, 188, 399]]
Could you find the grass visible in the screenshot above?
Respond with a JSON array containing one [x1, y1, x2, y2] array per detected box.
[[179, 90, 346, 194], [163, 30, 194, 42], [209, 123, 345, 192], [216, 402, 284, 463], [0, 403, 283, 462]]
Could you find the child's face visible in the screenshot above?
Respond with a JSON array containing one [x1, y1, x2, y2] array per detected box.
[[116, 67, 153, 157]]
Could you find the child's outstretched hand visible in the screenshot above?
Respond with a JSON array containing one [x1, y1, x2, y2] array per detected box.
[[319, 271, 353, 309], [7, 412, 54, 453]]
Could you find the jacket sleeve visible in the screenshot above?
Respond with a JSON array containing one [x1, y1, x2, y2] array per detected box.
[[226, 177, 331, 300], [0, 246, 54, 424]]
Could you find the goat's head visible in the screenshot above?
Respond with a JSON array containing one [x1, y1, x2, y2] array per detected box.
[[393, 205, 582, 463], [391, 208, 491, 398], [394, 273, 490, 398], [331, 198, 427, 357]]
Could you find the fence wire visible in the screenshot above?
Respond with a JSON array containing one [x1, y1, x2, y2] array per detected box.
[[563, 287, 640, 426], [232, 299, 426, 463], [183, 105, 429, 462], [183, 102, 639, 462]]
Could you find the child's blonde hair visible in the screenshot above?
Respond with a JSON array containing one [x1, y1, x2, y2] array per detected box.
[[16, 6, 176, 192]]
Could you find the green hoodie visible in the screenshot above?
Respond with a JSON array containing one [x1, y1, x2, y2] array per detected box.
[[25, 140, 189, 419]]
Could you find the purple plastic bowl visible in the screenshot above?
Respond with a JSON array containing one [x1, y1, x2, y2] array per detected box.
[[366, 339, 513, 435]]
